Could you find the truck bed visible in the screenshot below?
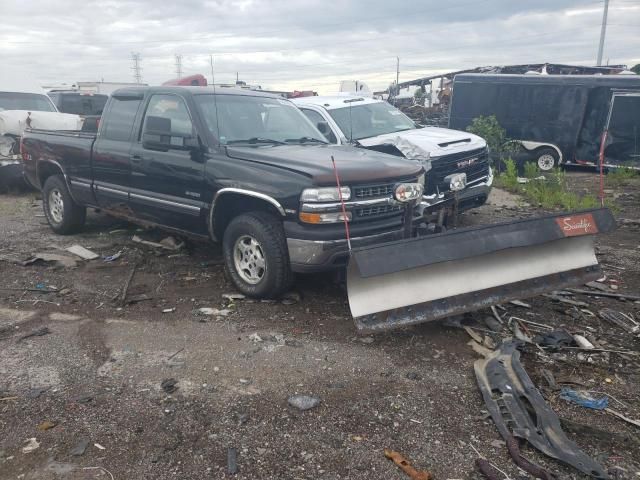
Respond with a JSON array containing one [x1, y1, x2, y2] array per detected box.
[[22, 128, 96, 190]]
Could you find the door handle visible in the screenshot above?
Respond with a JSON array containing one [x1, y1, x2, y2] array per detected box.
[[130, 154, 143, 164]]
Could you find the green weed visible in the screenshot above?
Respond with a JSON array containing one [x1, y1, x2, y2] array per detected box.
[[606, 167, 638, 187], [497, 163, 603, 211], [523, 162, 539, 179]]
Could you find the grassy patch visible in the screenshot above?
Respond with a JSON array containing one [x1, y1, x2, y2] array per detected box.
[[605, 167, 638, 188], [495, 159, 603, 210]]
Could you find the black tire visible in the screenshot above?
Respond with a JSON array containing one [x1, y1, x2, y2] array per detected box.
[[535, 147, 559, 171], [222, 211, 293, 299], [42, 175, 86, 234]]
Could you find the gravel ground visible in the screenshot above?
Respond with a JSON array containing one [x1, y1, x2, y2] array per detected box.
[[1, 171, 639, 480]]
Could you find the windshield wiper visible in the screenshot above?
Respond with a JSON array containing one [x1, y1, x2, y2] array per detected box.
[[227, 137, 286, 145], [284, 136, 328, 144]]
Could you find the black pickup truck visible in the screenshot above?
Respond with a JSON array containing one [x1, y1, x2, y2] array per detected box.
[[22, 87, 424, 298]]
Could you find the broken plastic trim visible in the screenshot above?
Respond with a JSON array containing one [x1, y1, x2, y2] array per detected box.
[[474, 340, 609, 479]]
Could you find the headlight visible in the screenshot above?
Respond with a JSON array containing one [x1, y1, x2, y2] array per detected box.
[[301, 187, 351, 202], [394, 183, 423, 203], [299, 211, 352, 224], [446, 173, 467, 192]]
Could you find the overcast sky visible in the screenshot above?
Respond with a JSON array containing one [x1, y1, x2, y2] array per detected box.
[[2, 0, 638, 93]]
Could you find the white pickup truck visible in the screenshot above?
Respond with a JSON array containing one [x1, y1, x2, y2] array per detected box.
[[293, 95, 493, 220], [0, 82, 82, 191]]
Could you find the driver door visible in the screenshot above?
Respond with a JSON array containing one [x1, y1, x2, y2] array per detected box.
[[128, 93, 207, 234]]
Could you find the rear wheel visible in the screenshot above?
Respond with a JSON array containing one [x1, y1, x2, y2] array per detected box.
[[42, 175, 86, 234], [535, 147, 559, 171], [222, 212, 292, 298]]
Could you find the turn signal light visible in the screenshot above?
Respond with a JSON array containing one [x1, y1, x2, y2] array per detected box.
[[300, 212, 322, 224], [299, 211, 352, 224]]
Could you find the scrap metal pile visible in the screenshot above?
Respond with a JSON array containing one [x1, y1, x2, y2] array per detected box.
[[458, 287, 640, 479]]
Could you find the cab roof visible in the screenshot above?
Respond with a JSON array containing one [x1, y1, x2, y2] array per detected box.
[[111, 85, 285, 99], [292, 95, 382, 110]]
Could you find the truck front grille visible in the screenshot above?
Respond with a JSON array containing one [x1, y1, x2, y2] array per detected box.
[[353, 184, 394, 199], [355, 204, 402, 218], [351, 179, 417, 221], [426, 147, 490, 194]]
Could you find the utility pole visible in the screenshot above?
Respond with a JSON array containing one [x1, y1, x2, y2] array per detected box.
[[394, 56, 400, 106], [596, 0, 609, 66], [131, 52, 142, 84], [209, 55, 215, 86], [175, 54, 183, 79]]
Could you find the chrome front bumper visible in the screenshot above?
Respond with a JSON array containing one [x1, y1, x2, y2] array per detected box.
[[287, 228, 405, 272]]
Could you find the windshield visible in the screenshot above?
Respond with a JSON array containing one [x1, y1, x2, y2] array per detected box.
[[329, 102, 415, 140], [0, 92, 57, 112], [196, 94, 326, 145]]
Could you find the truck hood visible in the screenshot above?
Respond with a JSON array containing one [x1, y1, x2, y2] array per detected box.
[[357, 127, 487, 166], [226, 144, 423, 185]]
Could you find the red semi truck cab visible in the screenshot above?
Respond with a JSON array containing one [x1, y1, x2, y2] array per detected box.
[[162, 74, 208, 87]]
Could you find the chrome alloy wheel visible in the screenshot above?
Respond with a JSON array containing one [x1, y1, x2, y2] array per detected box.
[[48, 189, 64, 223], [233, 235, 266, 284]]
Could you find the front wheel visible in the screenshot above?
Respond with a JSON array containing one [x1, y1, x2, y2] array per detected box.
[[222, 212, 292, 298], [535, 147, 559, 171], [42, 175, 86, 234]]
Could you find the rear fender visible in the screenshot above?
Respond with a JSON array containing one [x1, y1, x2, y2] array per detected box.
[[36, 160, 78, 201]]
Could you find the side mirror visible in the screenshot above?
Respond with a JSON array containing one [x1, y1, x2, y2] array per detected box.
[[142, 116, 199, 151], [142, 116, 172, 150], [317, 121, 330, 136]]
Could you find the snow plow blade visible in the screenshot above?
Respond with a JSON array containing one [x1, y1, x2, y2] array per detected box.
[[348, 209, 616, 333]]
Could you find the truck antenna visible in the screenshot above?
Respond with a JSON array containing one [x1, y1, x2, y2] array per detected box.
[[331, 155, 351, 252], [342, 97, 364, 144], [349, 99, 353, 144], [210, 54, 222, 145]]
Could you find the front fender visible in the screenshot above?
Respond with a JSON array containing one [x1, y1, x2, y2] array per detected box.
[[208, 188, 287, 241]]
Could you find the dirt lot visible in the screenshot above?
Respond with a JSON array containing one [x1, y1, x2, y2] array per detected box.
[[1, 171, 639, 480]]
